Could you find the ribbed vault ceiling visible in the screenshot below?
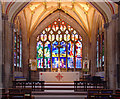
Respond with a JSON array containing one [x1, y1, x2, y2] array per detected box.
[[3, 1, 118, 40]]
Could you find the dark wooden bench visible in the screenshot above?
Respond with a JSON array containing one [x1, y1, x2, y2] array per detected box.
[[9, 88, 32, 99], [87, 89, 100, 99], [74, 81, 107, 91], [9, 88, 24, 99], [0, 88, 8, 99], [116, 90, 120, 94], [13, 81, 45, 91], [87, 89, 113, 99]]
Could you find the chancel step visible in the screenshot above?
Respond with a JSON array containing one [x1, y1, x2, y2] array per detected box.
[[32, 91, 87, 95]]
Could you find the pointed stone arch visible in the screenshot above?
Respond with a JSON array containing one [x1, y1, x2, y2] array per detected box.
[[29, 10, 90, 63]]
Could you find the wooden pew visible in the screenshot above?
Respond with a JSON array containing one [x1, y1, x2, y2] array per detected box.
[[87, 89, 113, 99], [9, 88, 32, 99], [112, 94, 120, 99], [0, 88, 8, 99], [116, 90, 120, 94], [87, 89, 100, 99], [13, 81, 45, 91], [21, 88, 32, 99], [74, 81, 107, 91], [94, 93, 112, 99], [112, 90, 120, 99], [9, 88, 24, 99]]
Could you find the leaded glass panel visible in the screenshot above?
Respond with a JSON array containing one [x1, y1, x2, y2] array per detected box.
[[52, 41, 58, 68], [60, 41, 66, 68], [67, 41, 74, 68], [76, 41, 82, 68], [36, 18, 82, 70], [44, 41, 51, 68], [37, 41, 43, 68]]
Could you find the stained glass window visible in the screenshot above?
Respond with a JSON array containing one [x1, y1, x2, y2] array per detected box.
[[67, 41, 74, 68], [44, 41, 51, 68], [13, 27, 22, 71], [76, 41, 82, 68], [60, 41, 66, 68], [52, 41, 58, 68], [37, 41, 43, 68], [14, 33, 17, 66], [96, 29, 104, 71], [36, 18, 82, 70]]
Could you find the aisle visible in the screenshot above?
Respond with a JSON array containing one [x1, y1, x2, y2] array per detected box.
[[32, 82, 87, 99]]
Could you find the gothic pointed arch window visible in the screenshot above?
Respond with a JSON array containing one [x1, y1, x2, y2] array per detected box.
[[96, 28, 104, 71], [36, 18, 82, 70], [13, 20, 22, 71]]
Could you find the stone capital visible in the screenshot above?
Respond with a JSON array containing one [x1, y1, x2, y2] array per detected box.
[[104, 23, 109, 29], [112, 14, 118, 20], [2, 13, 8, 20], [115, 1, 120, 5], [10, 23, 15, 29]]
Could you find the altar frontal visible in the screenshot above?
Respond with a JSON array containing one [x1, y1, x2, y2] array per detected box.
[[39, 72, 80, 82]]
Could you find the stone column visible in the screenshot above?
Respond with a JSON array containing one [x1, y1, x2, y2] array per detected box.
[[2, 13, 13, 89], [89, 23, 97, 76], [20, 21, 29, 79], [29, 36, 37, 80], [30, 36, 37, 59], [0, 1, 3, 90], [116, 3, 120, 89], [105, 14, 118, 90], [104, 23, 109, 84]]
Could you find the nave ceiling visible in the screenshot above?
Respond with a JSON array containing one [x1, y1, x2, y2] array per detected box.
[[1, 0, 118, 41]]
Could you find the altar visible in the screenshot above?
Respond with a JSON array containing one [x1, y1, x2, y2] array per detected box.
[[39, 72, 80, 82]]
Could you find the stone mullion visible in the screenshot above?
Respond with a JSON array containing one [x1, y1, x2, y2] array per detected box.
[[16, 31, 18, 71], [100, 34, 102, 71], [74, 37, 76, 71], [19, 32, 21, 71], [102, 33, 104, 71], [66, 42, 68, 71], [50, 42, 52, 72], [98, 35, 100, 72], [43, 43, 45, 71], [101, 33, 103, 71], [12, 30, 15, 74]]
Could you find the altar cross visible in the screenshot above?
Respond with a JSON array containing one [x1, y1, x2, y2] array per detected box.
[[56, 42, 63, 72]]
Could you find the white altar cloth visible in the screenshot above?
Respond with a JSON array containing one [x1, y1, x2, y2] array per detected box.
[[39, 72, 79, 82]]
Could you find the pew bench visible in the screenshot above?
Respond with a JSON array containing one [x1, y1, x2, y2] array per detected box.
[[9, 88, 32, 99], [74, 81, 107, 91], [13, 81, 45, 91], [87, 89, 114, 99], [0, 88, 8, 99]]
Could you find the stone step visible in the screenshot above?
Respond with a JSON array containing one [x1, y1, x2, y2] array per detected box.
[[32, 91, 87, 95], [33, 95, 86, 99]]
